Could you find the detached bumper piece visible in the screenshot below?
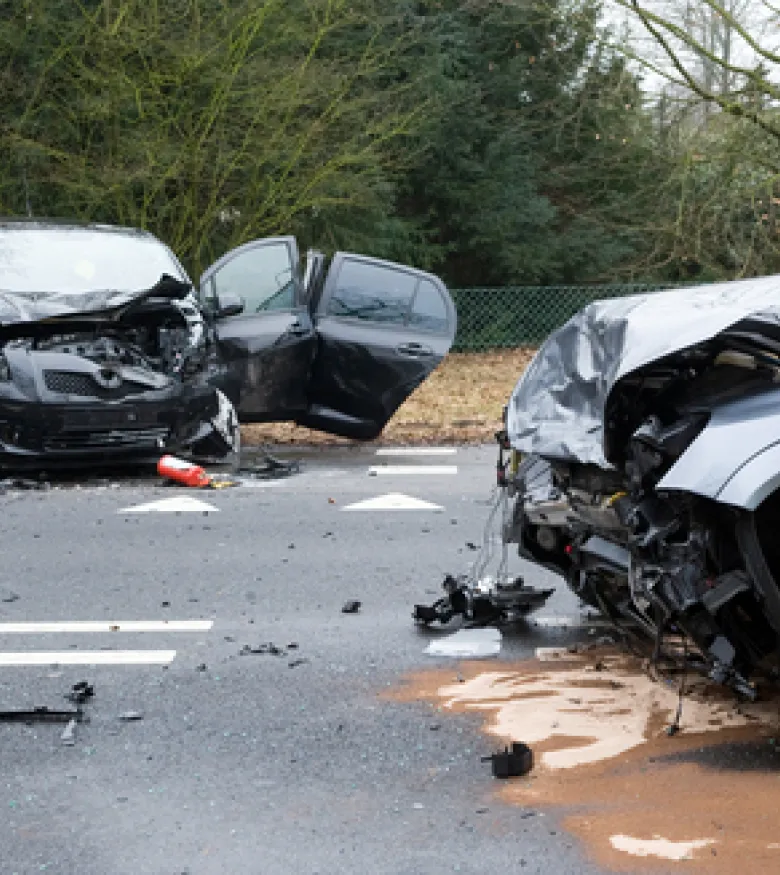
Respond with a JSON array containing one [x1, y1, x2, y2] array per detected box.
[[414, 574, 553, 626]]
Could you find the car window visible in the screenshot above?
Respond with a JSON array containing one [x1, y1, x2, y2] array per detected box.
[[409, 279, 449, 333], [212, 242, 295, 313], [327, 260, 417, 325]]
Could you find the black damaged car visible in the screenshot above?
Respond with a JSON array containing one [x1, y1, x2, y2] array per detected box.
[[0, 220, 456, 470]]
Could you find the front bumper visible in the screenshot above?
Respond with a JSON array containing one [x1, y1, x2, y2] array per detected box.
[[0, 387, 220, 469]]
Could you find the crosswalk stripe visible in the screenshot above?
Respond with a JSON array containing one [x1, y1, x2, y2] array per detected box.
[[0, 650, 177, 666], [0, 620, 213, 634]]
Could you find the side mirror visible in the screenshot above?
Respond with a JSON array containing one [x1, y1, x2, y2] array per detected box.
[[216, 293, 245, 319]]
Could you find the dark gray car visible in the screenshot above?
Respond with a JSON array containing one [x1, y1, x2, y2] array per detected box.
[[0, 220, 457, 468]]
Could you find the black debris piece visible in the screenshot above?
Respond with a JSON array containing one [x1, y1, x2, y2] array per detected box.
[[161, 601, 170, 608], [0, 589, 19, 603], [286, 642, 299, 650], [66, 681, 94, 704], [414, 574, 553, 626], [240, 643, 284, 656], [342, 600, 361, 614], [0, 706, 83, 724], [288, 658, 308, 669], [482, 743, 534, 779], [239, 453, 301, 480], [196, 663, 208, 672], [466, 542, 479, 551], [119, 710, 144, 722]]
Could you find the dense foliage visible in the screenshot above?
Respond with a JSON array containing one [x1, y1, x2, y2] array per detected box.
[[1, 0, 778, 283]]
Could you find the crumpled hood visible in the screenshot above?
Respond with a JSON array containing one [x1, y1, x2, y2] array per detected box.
[[506, 274, 780, 468], [0, 274, 192, 341]]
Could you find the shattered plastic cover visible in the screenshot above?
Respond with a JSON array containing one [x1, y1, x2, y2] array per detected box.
[[507, 275, 780, 467]]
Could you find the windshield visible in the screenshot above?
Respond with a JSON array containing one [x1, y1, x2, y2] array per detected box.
[[0, 226, 187, 295]]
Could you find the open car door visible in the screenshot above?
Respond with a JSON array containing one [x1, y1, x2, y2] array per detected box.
[[199, 237, 316, 422], [297, 253, 457, 440]]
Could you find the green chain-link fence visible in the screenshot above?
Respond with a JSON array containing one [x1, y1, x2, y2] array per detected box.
[[450, 284, 679, 352]]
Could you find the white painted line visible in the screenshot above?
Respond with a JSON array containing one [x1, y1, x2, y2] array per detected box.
[[0, 620, 213, 634], [368, 465, 458, 476], [119, 496, 220, 513], [375, 448, 457, 457], [342, 493, 443, 512], [0, 650, 177, 666]]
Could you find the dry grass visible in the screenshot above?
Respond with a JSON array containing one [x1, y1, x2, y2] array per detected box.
[[241, 348, 536, 447]]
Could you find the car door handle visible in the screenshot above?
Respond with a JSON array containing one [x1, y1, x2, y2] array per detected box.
[[285, 321, 310, 337], [396, 342, 434, 357]]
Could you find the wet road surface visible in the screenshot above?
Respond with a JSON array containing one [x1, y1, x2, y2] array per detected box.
[[0, 446, 633, 874]]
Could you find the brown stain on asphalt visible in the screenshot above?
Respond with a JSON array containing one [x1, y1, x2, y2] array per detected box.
[[385, 649, 780, 873]]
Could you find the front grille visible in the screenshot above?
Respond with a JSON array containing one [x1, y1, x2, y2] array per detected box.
[[43, 426, 170, 453], [43, 370, 148, 399]]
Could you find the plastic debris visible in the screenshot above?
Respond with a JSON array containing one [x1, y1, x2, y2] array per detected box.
[[482, 743, 534, 779], [60, 719, 77, 746], [342, 600, 362, 614], [66, 681, 94, 704], [240, 643, 284, 656], [425, 627, 501, 658], [118, 710, 144, 721], [0, 706, 83, 724]]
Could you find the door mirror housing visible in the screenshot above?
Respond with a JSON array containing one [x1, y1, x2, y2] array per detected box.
[[216, 293, 245, 319]]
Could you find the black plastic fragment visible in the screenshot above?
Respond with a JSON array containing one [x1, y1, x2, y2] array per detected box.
[[342, 600, 361, 614], [66, 681, 94, 704], [482, 743, 534, 779], [0, 706, 83, 724]]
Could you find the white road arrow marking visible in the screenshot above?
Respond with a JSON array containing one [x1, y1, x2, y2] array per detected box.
[[119, 496, 220, 513], [341, 493, 443, 512]]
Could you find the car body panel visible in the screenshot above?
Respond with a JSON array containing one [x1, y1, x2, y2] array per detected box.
[[505, 274, 780, 467], [300, 253, 456, 439], [202, 244, 456, 438], [199, 236, 316, 420], [657, 387, 780, 509]]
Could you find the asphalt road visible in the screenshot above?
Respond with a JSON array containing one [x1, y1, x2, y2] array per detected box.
[[0, 446, 604, 875]]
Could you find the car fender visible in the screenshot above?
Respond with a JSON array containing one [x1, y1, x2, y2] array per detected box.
[[657, 386, 780, 509]]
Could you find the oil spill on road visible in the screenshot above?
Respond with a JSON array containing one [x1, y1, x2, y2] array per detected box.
[[387, 648, 780, 873]]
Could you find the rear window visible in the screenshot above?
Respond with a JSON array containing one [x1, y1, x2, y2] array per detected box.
[[327, 260, 417, 325]]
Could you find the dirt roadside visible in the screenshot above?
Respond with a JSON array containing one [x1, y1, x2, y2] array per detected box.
[[240, 349, 536, 447]]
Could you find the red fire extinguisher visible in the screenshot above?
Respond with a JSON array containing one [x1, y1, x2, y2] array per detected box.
[[157, 455, 211, 488]]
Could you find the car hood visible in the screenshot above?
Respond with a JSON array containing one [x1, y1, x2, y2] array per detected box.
[[0, 274, 192, 341], [506, 274, 780, 468]]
